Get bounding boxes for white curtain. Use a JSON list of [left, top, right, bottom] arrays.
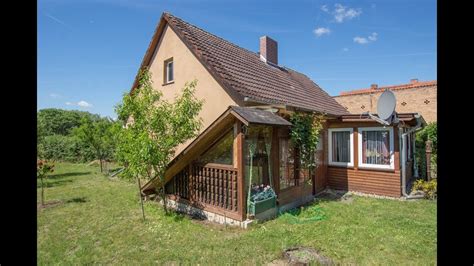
[[362, 131, 390, 165], [332, 131, 350, 162]]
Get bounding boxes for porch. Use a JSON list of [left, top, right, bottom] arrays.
[[143, 106, 318, 223]]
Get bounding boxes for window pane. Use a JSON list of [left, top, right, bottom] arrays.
[[199, 129, 233, 165], [167, 61, 174, 82], [279, 138, 295, 190], [244, 126, 273, 191], [362, 130, 390, 165], [332, 131, 350, 162]]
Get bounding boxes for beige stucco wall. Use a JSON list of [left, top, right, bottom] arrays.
[[333, 85, 437, 123], [148, 24, 237, 157]]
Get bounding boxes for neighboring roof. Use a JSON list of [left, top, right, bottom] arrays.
[[335, 80, 437, 97], [132, 12, 349, 116], [229, 106, 292, 126]]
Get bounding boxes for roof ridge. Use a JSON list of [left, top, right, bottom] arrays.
[[164, 13, 260, 59]]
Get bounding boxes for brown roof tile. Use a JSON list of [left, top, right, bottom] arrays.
[[134, 13, 349, 116]]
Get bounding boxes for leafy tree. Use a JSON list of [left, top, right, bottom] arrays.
[[37, 108, 100, 136], [73, 117, 117, 172], [115, 69, 203, 219], [37, 159, 55, 206]]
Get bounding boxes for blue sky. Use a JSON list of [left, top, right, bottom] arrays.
[[38, 0, 436, 118]]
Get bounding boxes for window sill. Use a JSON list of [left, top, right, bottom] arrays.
[[328, 163, 354, 168], [357, 165, 395, 172], [162, 81, 175, 86]]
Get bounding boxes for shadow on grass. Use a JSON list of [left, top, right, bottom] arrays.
[[47, 171, 92, 179], [38, 179, 74, 188], [66, 197, 88, 203]]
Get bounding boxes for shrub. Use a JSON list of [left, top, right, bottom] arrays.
[[415, 122, 437, 179], [412, 179, 437, 199]]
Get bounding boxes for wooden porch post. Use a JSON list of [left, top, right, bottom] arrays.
[[271, 127, 280, 194], [234, 121, 246, 220]]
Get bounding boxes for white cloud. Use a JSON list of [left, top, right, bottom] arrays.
[[333, 3, 362, 23], [321, 5, 329, 12], [65, 100, 93, 108], [368, 32, 378, 41], [353, 37, 368, 44], [354, 32, 378, 44], [77, 100, 93, 108], [313, 27, 331, 37]]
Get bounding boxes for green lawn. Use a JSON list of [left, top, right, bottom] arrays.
[[38, 163, 437, 265]]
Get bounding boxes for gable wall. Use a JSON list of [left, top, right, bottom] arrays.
[[333, 85, 437, 123], [148, 25, 238, 157]]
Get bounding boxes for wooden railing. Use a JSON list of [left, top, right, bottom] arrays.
[[169, 163, 239, 213]]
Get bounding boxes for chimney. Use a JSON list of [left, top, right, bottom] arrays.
[[260, 36, 278, 65], [410, 78, 419, 84], [371, 84, 378, 89]]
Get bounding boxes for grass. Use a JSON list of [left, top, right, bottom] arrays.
[[38, 162, 437, 265]]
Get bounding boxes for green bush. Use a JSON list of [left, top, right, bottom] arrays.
[[412, 179, 437, 199], [415, 122, 437, 179]]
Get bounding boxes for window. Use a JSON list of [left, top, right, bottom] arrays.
[[328, 128, 353, 167], [358, 127, 394, 169], [244, 126, 273, 190], [164, 58, 174, 83], [198, 129, 233, 165]]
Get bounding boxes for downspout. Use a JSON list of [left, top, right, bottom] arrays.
[[401, 114, 423, 198]]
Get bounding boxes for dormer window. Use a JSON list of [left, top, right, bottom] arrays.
[[164, 58, 174, 84]]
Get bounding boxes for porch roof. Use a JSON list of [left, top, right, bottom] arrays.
[[229, 106, 292, 126]]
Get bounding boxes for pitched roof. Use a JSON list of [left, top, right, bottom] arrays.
[[335, 80, 437, 97], [132, 12, 349, 116]]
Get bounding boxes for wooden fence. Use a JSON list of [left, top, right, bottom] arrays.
[[168, 163, 239, 213]]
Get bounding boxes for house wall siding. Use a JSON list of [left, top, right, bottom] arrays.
[[333, 85, 437, 123], [148, 24, 237, 157]]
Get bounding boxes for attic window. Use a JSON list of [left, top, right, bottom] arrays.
[[164, 58, 174, 84]]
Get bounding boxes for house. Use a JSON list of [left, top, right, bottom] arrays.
[[333, 79, 437, 123], [135, 13, 426, 227]]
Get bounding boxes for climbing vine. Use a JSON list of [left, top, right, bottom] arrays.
[[289, 112, 324, 184]]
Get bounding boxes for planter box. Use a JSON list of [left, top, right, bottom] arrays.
[[249, 196, 276, 216]]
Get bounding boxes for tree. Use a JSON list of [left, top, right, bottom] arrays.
[[37, 159, 55, 206], [115, 69, 203, 219], [73, 117, 117, 172], [37, 108, 100, 136]]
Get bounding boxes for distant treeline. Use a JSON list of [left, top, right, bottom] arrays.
[[37, 108, 120, 163]]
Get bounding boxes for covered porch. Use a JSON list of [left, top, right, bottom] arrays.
[[142, 106, 319, 224]]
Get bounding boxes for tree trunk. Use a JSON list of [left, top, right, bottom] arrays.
[[40, 176, 45, 206], [136, 176, 146, 221], [161, 178, 168, 214]]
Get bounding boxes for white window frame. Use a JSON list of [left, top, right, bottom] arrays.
[[358, 127, 395, 170], [328, 128, 354, 167], [165, 60, 174, 83]]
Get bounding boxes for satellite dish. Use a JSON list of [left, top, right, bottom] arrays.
[[377, 90, 396, 121]]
